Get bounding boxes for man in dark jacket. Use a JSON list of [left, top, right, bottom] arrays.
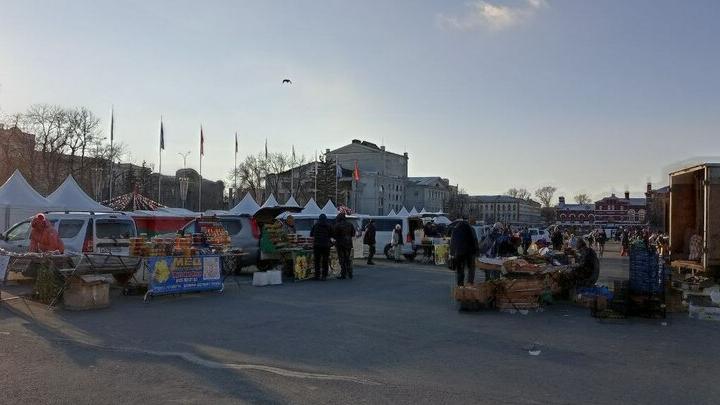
[[310, 214, 333, 280], [450, 220, 479, 286], [551, 227, 564, 251], [334, 213, 356, 279], [363, 219, 377, 265], [570, 238, 600, 287]]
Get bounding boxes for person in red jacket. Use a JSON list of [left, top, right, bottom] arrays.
[[29, 214, 64, 254]]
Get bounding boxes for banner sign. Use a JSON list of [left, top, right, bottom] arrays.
[[147, 255, 222, 295]]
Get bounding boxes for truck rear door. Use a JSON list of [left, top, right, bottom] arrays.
[[705, 166, 720, 271]]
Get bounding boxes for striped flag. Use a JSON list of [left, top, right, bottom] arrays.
[[160, 118, 165, 150], [353, 160, 360, 181]]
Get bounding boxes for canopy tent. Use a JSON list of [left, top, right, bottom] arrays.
[[419, 208, 427, 214], [284, 196, 300, 208], [397, 207, 410, 217], [409, 207, 418, 215], [102, 190, 164, 212], [387, 209, 397, 216], [321, 200, 338, 216], [261, 194, 279, 208], [47, 175, 112, 212], [0, 170, 53, 231], [230, 193, 261, 216], [301, 198, 322, 215]]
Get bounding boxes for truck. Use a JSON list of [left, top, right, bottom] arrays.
[[669, 163, 720, 277]]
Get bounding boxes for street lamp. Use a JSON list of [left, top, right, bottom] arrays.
[[177, 151, 191, 169], [178, 177, 190, 209]]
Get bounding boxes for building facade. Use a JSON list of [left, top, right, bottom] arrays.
[[555, 192, 648, 227], [327, 140, 409, 215], [645, 183, 669, 232], [404, 177, 450, 213], [464, 195, 542, 225]]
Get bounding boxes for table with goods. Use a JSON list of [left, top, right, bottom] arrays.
[[129, 218, 246, 301], [417, 237, 450, 265], [260, 223, 342, 281]]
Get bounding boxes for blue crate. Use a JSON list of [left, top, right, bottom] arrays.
[[629, 245, 665, 295]]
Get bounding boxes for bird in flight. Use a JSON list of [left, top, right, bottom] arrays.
[[282, 79, 292, 85]]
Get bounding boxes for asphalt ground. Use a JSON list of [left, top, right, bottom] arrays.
[[1, 242, 719, 404]]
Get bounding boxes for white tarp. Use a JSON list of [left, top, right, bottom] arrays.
[[387, 209, 397, 216], [321, 200, 338, 216], [230, 193, 261, 215], [262, 194, 279, 208], [0, 170, 52, 231], [47, 175, 112, 212], [301, 198, 322, 215], [397, 207, 410, 217], [409, 207, 418, 215], [419, 208, 427, 214], [284, 196, 300, 208]]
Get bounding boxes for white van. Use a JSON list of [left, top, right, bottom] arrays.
[[360, 216, 424, 260], [528, 228, 551, 243], [0, 211, 137, 255]]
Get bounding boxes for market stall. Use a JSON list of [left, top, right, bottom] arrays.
[[416, 237, 449, 265]]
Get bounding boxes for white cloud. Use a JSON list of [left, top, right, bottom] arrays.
[[438, 0, 547, 32]]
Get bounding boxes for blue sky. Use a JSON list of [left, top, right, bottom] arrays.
[[1, 0, 718, 200]]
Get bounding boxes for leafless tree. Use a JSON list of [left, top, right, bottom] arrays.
[[66, 107, 100, 179], [21, 104, 71, 192], [574, 193, 592, 207], [534, 186, 557, 208], [507, 187, 531, 200]]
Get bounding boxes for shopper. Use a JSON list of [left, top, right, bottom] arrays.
[[597, 229, 608, 257], [391, 224, 404, 262], [551, 227, 564, 251], [569, 239, 600, 288], [310, 214, 333, 281], [450, 219, 479, 286], [520, 227, 532, 255], [334, 213, 355, 279], [620, 230, 630, 256], [363, 219, 377, 265]]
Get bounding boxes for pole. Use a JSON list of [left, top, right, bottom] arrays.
[[108, 106, 114, 201], [158, 116, 162, 204], [314, 150, 317, 201], [234, 133, 238, 203], [199, 126, 203, 211], [335, 155, 339, 205]]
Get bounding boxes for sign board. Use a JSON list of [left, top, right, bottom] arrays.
[[147, 255, 222, 295]]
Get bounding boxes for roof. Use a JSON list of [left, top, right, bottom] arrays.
[[301, 198, 322, 215], [47, 175, 112, 212], [321, 200, 338, 216], [261, 194, 279, 208], [102, 191, 164, 211], [470, 195, 540, 205], [0, 170, 50, 208], [328, 140, 407, 159], [406, 177, 449, 188], [556, 204, 593, 211], [230, 193, 261, 215]]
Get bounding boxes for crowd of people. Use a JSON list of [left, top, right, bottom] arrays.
[[308, 213, 358, 281]]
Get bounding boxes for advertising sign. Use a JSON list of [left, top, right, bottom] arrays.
[[147, 255, 222, 295]]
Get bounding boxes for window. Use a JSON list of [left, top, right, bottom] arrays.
[[58, 219, 85, 238], [6, 221, 31, 241], [96, 220, 135, 239], [219, 219, 243, 235]]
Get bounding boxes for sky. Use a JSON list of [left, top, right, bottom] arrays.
[[1, 0, 719, 201]]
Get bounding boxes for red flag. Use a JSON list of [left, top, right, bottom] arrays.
[[353, 160, 360, 181], [200, 126, 205, 156]]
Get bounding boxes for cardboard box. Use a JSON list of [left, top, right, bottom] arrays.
[[63, 275, 110, 311]]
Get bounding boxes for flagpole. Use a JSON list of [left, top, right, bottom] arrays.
[[158, 116, 163, 204], [234, 132, 238, 204], [290, 145, 295, 198], [199, 126, 203, 211], [108, 106, 114, 201], [335, 155, 338, 205], [314, 150, 317, 201]]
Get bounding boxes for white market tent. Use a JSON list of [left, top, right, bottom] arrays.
[[419, 208, 427, 214], [47, 175, 112, 212], [409, 207, 418, 215], [284, 196, 300, 208], [387, 209, 397, 216], [321, 200, 338, 216], [0, 170, 52, 231], [301, 198, 322, 215], [230, 193, 261, 215], [261, 194, 279, 208], [397, 207, 410, 217]]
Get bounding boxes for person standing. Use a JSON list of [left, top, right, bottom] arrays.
[[334, 213, 355, 279], [597, 229, 608, 257], [520, 227, 532, 255], [551, 227, 564, 251], [391, 224, 404, 262], [363, 219, 377, 265], [450, 219, 479, 286], [620, 230, 630, 256], [310, 214, 333, 281]]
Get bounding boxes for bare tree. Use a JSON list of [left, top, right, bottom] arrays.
[[534, 186, 557, 208], [66, 107, 100, 179], [574, 193, 592, 207], [507, 187, 531, 200], [22, 104, 71, 192]]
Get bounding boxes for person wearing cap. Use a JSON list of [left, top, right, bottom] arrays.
[[363, 219, 377, 265], [310, 214, 333, 280], [334, 213, 356, 279]]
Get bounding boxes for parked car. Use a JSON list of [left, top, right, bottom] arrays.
[[177, 215, 260, 267], [0, 211, 137, 255], [529, 228, 551, 243]]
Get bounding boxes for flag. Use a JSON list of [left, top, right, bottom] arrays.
[[200, 126, 204, 156], [353, 160, 360, 181], [235, 132, 238, 154], [264, 139, 268, 160], [292, 145, 296, 162], [160, 118, 165, 150], [335, 160, 342, 178], [110, 108, 114, 143]]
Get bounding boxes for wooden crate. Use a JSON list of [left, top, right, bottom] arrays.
[[63, 275, 110, 311]]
